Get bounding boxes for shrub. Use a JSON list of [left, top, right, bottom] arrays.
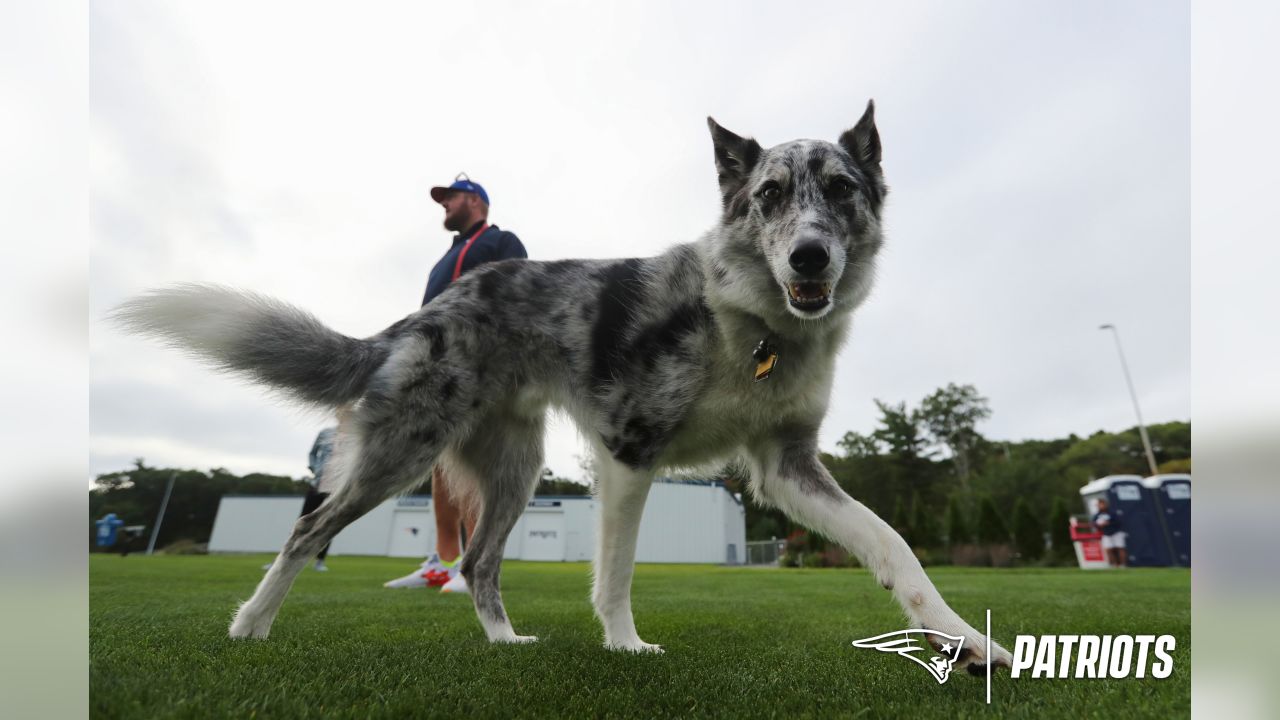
[[1047, 497, 1074, 563], [974, 495, 1010, 545], [910, 490, 938, 548], [1010, 498, 1044, 561], [946, 495, 972, 545]]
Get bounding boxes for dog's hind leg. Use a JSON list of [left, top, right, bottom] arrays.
[[228, 479, 392, 639], [750, 436, 1013, 673], [229, 417, 440, 640], [590, 451, 660, 653], [452, 410, 546, 644]]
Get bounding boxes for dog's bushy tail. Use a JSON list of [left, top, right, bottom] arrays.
[[111, 283, 393, 408]]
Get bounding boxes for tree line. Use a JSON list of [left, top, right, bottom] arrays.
[[726, 383, 1190, 566]]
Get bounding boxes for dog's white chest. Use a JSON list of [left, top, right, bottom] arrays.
[[659, 346, 833, 467]]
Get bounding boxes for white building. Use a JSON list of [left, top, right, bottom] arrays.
[[208, 479, 747, 564]]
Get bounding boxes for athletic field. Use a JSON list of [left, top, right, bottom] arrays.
[[90, 556, 1189, 718]]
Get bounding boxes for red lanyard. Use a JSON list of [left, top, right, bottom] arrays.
[[451, 223, 490, 281]]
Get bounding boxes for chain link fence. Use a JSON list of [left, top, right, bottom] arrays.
[[745, 539, 786, 566]]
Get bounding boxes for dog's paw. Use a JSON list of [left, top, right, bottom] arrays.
[[920, 625, 1011, 676], [605, 639, 664, 654], [492, 634, 539, 645], [951, 637, 1013, 676], [228, 620, 271, 640], [961, 638, 1013, 678], [228, 605, 273, 639], [914, 609, 1012, 677]]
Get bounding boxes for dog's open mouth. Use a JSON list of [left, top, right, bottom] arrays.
[[787, 281, 831, 311]]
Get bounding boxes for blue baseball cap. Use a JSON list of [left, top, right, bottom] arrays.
[[430, 172, 489, 206]]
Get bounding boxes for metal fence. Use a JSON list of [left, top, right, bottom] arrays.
[[745, 539, 787, 566]]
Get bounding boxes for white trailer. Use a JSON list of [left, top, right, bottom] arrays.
[[209, 478, 746, 564]]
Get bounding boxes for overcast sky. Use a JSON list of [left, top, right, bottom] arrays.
[[89, 1, 1189, 483]]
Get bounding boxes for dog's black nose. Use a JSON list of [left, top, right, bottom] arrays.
[[789, 239, 830, 276]]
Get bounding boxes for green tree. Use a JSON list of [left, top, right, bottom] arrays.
[[1056, 428, 1150, 480], [872, 400, 932, 462], [974, 495, 1010, 546], [918, 384, 992, 485], [871, 400, 942, 503], [837, 430, 880, 458], [1145, 421, 1191, 466], [1010, 498, 1044, 561], [970, 454, 1058, 520], [891, 496, 912, 546], [1047, 497, 1074, 563], [909, 489, 938, 548], [946, 495, 972, 545]]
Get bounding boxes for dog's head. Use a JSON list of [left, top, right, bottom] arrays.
[[704, 101, 886, 327]]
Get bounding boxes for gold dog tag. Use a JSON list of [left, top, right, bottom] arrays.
[[752, 338, 778, 382], [754, 352, 778, 382]]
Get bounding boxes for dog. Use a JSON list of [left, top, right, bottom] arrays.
[[113, 101, 1012, 672]]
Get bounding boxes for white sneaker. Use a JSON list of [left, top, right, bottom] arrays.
[[313, 560, 328, 572], [383, 553, 450, 588], [440, 572, 468, 594]]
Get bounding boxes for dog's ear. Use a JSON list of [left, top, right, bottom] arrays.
[[707, 117, 762, 200], [839, 100, 882, 177]]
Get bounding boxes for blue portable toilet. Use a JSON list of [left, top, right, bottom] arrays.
[[1143, 474, 1190, 567], [1079, 474, 1140, 513], [95, 513, 125, 548], [1078, 475, 1172, 567]]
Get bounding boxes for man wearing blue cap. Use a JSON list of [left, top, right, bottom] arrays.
[[384, 173, 527, 593], [418, 174, 527, 307]]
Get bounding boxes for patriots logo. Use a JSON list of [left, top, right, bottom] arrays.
[[852, 629, 966, 684]]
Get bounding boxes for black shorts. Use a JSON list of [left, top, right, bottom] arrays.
[[301, 488, 330, 516]]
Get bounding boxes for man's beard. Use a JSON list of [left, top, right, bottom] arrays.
[[443, 211, 471, 232]]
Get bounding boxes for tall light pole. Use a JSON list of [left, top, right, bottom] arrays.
[[146, 471, 177, 555], [1099, 324, 1159, 476]]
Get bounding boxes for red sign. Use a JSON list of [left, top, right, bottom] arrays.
[[1080, 540, 1104, 562]]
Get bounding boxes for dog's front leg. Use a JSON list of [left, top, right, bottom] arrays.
[[591, 452, 661, 653], [751, 437, 1012, 672]]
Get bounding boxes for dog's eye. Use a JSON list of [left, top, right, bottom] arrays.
[[758, 183, 782, 201], [828, 177, 856, 198]]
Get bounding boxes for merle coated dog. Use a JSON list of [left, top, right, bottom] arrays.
[[114, 101, 1012, 672]]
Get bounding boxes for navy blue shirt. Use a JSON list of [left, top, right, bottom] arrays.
[[1093, 510, 1121, 535], [422, 221, 527, 306]]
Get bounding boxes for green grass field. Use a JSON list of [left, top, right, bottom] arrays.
[[90, 556, 1189, 719]]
